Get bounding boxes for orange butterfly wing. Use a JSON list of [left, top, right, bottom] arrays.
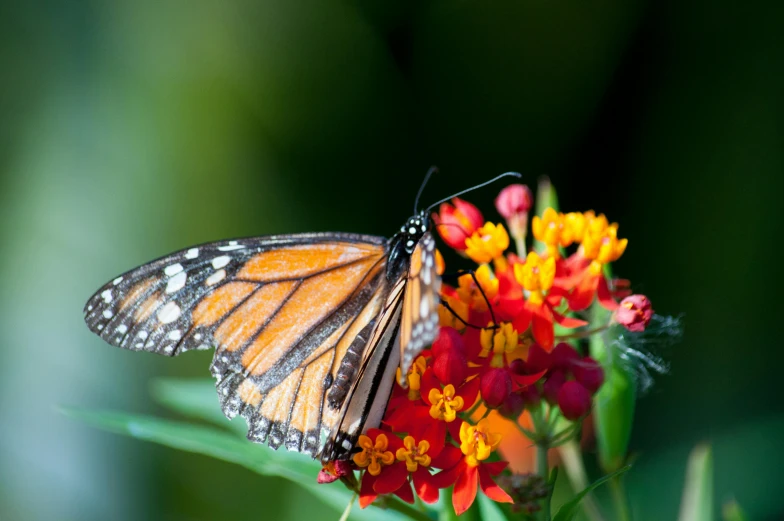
[[84, 234, 389, 456]]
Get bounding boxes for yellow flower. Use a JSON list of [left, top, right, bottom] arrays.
[[581, 219, 627, 275], [465, 222, 510, 264], [396, 436, 432, 472], [479, 322, 519, 368], [459, 419, 503, 467], [456, 264, 499, 313], [428, 384, 465, 422], [532, 207, 580, 258], [513, 251, 555, 305], [353, 433, 395, 476], [562, 212, 587, 243]]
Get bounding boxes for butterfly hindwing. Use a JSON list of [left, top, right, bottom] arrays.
[[84, 233, 390, 457]]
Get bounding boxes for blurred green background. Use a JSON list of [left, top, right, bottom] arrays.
[[1, 1, 782, 520]]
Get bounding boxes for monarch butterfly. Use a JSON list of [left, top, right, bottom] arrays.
[[83, 170, 519, 462]]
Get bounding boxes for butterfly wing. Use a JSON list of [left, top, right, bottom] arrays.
[[398, 231, 441, 381], [84, 233, 391, 456]]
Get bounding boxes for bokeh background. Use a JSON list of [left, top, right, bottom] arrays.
[[1, 1, 782, 520]]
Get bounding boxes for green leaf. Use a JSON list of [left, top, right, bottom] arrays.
[[150, 377, 245, 434], [677, 444, 713, 521], [476, 494, 508, 521], [551, 465, 631, 521], [60, 406, 413, 521]]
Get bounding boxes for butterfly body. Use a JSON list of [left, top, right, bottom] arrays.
[[84, 212, 440, 462]]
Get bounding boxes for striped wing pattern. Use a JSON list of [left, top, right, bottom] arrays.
[[84, 233, 389, 457]]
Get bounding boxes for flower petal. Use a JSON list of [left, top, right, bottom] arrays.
[[478, 464, 514, 503], [358, 472, 378, 508], [452, 463, 479, 515], [597, 275, 619, 310], [431, 458, 465, 488], [531, 304, 554, 349], [393, 481, 415, 504], [431, 444, 463, 470], [373, 462, 409, 494], [413, 468, 440, 504], [552, 308, 589, 328]]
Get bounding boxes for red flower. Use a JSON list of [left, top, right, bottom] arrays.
[[432, 419, 513, 515], [432, 197, 484, 251]]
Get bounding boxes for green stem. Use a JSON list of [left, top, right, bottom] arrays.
[[558, 440, 606, 521], [537, 443, 551, 521], [555, 325, 609, 341], [609, 476, 631, 521]]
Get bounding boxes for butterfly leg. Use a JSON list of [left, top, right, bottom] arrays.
[[440, 269, 499, 329]]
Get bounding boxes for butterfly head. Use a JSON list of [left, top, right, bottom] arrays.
[[399, 211, 429, 254]]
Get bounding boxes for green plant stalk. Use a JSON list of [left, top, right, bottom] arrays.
[[537, 443, 551, 521], [558, 440, 606, 521], [609, 477, 631, 521]]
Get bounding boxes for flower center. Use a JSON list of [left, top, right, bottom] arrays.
[[396, 436, 432, 472], [353, 433, 395, 476], [428, 384, 464, 422]]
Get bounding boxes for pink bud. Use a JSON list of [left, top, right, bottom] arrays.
[[480, 368, 513, 408], [431, 327, 465, 357], [543, 370, 566, 404], [317, 460, 353, 484], [495, 184, 533, 220], [432, 349, 468, 386], [616, 294, 654, 332], [557, 381, 592, 420], [572, 357, 604, 393]]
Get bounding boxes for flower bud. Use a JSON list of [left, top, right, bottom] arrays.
[[572, 356, 604, 393], [432, 197, 484, 251], [616, 294, 653, 332], [432, 349, 468, 386], [498, 390, 525, 418], [495, 184, 533, 219], [550, 342, 580, 371], [557, 380, 592, 420], [480, 368, 512, 408], [431, 326, 465, 357], [519, 385, 541, 410], [524, 343, 551, 373], [543, 370, 566, 404]]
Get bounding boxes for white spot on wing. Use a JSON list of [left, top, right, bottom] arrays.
[[137, 330, 148, 340], [117, 324, 128, 334], [212, 256, 230, 269], [218, 244, 245, 251], [420, 298, 430, 319], [113, 276, 123, 286], [102, 309, 113, 319], [167, 329, 182, 341], [164, 263, 184, 276], [101, 290, 112, 303], [185, 248, 199, 259], [157, 302, 181, 324], [206, 269, 226, 286], [166, 271, 187, 293]]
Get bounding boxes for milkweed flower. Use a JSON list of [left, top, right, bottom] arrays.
[[319, 181, 668, 518]]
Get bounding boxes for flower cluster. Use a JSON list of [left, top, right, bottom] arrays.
[[318, 183, 655, 516]]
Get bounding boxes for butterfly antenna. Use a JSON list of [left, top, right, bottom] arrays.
[[424, 171, 522, 214], [414, 166, 439, 214]]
